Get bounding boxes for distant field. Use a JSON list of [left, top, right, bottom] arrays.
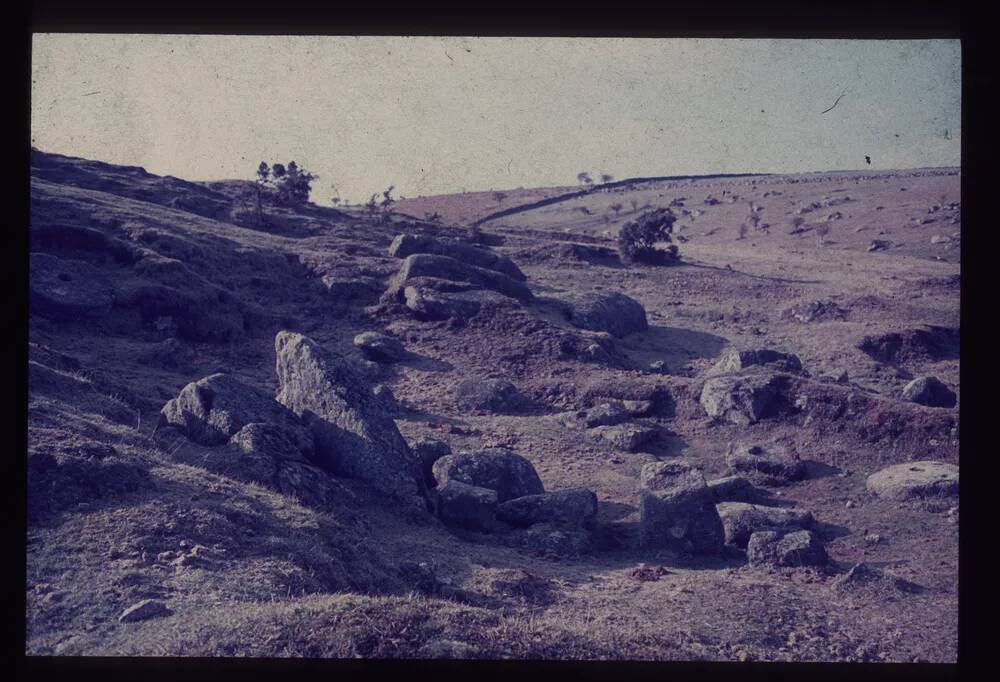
[[393, 185, 579, 225]]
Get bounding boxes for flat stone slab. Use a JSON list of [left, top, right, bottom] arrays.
[[725, 442, 806, 485], [866, 461, 959, 501]]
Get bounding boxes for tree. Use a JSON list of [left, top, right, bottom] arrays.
[[617, 208, 679, 266], [492, 191, 508, 206], [600, 173, 614, 184], [577, 171, 593, 188], [610, 202, 623, 216], [254, 160, 318, 215], [255, 162, 271, 223]]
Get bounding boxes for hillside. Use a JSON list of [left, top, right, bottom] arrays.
[[26, 150, 959, 661]]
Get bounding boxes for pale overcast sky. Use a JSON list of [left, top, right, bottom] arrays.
[[31, 35, 960, 204]]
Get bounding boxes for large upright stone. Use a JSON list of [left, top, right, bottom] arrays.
[[725, 442, 806, 485], [273, 331, 427, 510], [639, 462, 725, 554]]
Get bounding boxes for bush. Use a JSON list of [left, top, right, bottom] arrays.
[[617, 208, 679, 265]]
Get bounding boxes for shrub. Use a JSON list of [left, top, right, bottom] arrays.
[[617, 208, 679, 265]]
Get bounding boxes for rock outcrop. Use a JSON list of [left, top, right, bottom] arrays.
[[388, 233, 526, 281]]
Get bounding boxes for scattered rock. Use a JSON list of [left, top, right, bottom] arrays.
[[622, 400, 655, 417], [580, 402, 632, 428], [274, 331, 427, 511], [782, 300, 848, 323], [628, 564, 670, 582], [866, 461, 959, 501], [118, 599, 170, 623], [930, 234, 951, 244], [833, 563, 922, 594], [747, 529, 828, 568], [867, 240, 891, 252], [901, 376, 957, 408], [590, 423, 660, 452], [706, 475, 757, 502], [559, 290, 649, 338], [707, 348, 802, 376], [700, 374, 784, 426], [455, 377, 526, 414], [436, 480, 498, 532], [388, 233, 526, 281], [432, 448, 544, 502], [716, 502, 814, 548], [30, 252, 116, 319], [725, 442, 806, 485], [496, 488, 598, 529], [160, 373, 310, 448], [639, 462, 725, 554], [320, 276, 382, 305], [353, 332, 406, 363], [402, 285, 512, 321]]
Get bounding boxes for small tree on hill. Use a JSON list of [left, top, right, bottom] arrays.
[[492, 191, 508, 207], [600, 173, 614, 184], [577, 171, 593, 188], [617, 208, 679, 266], [610, 202, 623, 216]]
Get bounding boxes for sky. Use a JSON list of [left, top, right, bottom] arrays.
[[31, 35, 961, 205]]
